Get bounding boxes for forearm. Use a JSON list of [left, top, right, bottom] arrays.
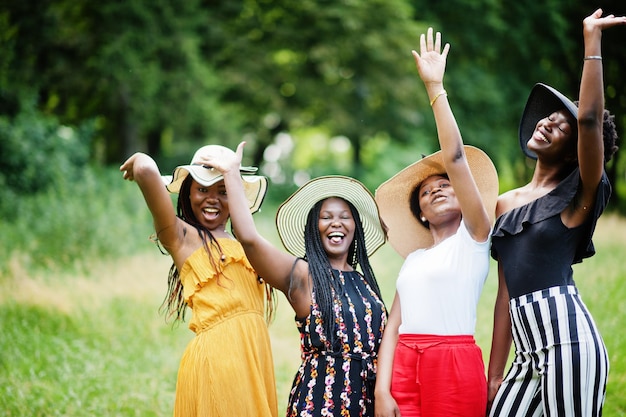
[[222, 170, 260, 243], [375, 294, 401, 395], [487, 301, 512, 383], [429, 84, 464, 164], [487, 268, 513, 386]]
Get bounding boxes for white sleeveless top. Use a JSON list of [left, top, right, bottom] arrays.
[[397, 221, 490, 335]]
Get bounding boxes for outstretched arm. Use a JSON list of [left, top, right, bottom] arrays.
[[413, 28, 491, 242], [120, 153, 183, 258], [572, 9, 626, 223]]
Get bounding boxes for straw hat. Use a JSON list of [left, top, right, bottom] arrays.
[[375, 145, 498, 258], [163, 145, 268, 214], [275, 175, 386, 258], [519, 83, 578, 160]]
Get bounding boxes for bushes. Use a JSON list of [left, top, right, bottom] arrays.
[[0, 105, 154, 276]]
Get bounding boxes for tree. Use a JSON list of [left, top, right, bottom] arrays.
[[198, 0, 430, 179]]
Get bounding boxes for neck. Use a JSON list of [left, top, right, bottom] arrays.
[[428, 216, 462, 247], [328, 258, 351, 272], [531, 160, 572, 189]]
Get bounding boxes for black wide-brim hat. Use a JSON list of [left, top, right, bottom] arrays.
[[519, 83, 578, 159]]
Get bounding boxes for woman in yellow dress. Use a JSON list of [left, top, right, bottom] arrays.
[[121, 145, 278, 417]]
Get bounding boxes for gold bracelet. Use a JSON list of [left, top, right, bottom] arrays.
[[430, 90, 447, 106], [584, 55, 602, 61]]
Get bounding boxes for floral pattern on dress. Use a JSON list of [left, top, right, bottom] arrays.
[[286, 270, 387, 417]]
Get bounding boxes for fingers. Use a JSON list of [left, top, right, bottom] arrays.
[[426, 27, 434, 51], [421, 27, 444, 54], [235, 141, 246, 160], [442, 42, 451, 59]]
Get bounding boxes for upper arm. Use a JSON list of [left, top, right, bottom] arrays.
[[130, 156, 182, 250], [240, 237, 313, 317]]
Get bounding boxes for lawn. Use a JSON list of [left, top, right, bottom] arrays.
[[1, 214, 625, 416]]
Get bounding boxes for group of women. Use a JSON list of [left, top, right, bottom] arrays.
[[120, 8, 625, 417]]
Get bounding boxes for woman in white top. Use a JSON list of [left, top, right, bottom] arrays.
[[373, 28, 498, 417]]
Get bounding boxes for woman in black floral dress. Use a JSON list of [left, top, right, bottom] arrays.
[[209, 145, 387, 416]]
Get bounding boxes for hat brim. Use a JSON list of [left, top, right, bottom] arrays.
[[375, 145, 499, 258], [275, 176, 386, 258], [163, 165, 267, 214], [519, 83, 578, 160]]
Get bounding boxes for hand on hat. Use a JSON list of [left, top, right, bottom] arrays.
[[194, 142, 245, 177], [411, 27, 450, 87]]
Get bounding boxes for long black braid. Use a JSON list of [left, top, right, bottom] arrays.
[[303, 198, 384, 348], [159, 175, 224, 323]]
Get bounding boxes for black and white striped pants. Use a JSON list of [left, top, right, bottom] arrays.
[[490, 285, 609, 417]]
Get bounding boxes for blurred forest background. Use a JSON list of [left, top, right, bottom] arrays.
[[2, 1, 626, 415], [1, 0, 626, 268]]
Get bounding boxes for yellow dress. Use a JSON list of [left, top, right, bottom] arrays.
[[173, 238, 278, 417]]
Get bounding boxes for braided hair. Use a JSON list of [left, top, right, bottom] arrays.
[[303, 198, 383, 348], [159, 175, 276, 324], [159, 175, 224, 323]]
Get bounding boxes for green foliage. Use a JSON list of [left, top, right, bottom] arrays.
[[0, 299, 188, 416], [0, 98, 93, 218], [0, 165, 154, 276], [0, 99, 156, 274]]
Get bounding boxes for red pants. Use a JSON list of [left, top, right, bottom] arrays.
[[391, 334, 487, 417]]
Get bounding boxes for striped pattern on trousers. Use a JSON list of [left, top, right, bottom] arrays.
[[489, 285, 609, 417]]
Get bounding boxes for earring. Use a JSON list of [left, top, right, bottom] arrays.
[[421, 217, 427, 223]]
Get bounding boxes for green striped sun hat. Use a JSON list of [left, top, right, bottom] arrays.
[[276, 175, 387, 258]]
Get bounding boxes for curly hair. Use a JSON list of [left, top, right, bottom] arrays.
[[573, 101, 619, 163], [601, 108, 619, 163]]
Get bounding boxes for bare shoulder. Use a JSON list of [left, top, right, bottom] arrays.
[[496, 185, 536, 216]]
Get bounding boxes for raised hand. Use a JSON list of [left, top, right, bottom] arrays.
[[411, 27, 450, 86], [583, 8, 626, 34]]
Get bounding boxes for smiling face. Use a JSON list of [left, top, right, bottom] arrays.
[[189, 179, 230, 232], [527, 109, 577, 160], [317, 197, 356, 261], [417, 174, 460, 225]]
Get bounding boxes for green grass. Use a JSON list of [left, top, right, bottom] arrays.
[[1, 215, 625, 416]]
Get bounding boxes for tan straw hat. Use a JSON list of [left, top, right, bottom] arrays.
[[163, 145, 268, 214], [375, 145, 498, 258], [276, 175, 387, 258]]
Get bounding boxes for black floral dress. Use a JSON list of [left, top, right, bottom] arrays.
[[286, 269, 387, 417]]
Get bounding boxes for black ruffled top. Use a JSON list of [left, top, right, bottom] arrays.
[[491, 168, 611, 299]]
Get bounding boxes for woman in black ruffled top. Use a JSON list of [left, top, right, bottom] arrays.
[[486, 9, 625, 417]]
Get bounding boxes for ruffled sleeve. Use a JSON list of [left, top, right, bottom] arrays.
[[492, 168, 611, 264], [180, 239, 257, 307]]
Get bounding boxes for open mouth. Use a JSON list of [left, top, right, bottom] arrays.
[[203, 207, 220, 219], [535, 131, 550, 143], [328, 231, 345, 244]]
